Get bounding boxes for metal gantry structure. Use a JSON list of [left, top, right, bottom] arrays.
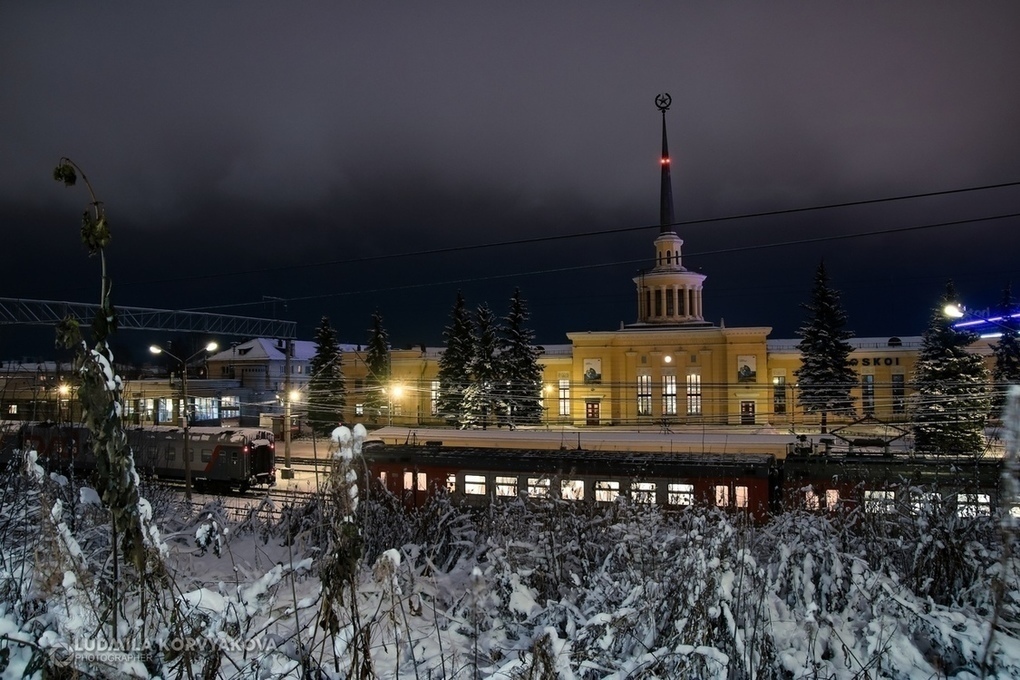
[[0, 297, 296, 339], [0, 296, 299, 475]]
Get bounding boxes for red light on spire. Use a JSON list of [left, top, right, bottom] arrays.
[[660, 157, 670, 165]]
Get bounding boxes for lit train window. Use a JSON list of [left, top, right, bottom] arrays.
[[527, 478, 550, 498], [957, 493, 991, 518], [495, 476, 517, 497], [631, 482, 656, 504], [825, 489, 839, 508], [804, 489, 820, 510], [379, 471, 387, 484], [446, 473, 456, 493], [595, 480, 619, 502], [714, 486, 730, 507], [464, 474, 486, 495], [734, 486, 748, 509], [403, 472, 426, 490], [864, 490, 895, 514], [561, 479, 585, 500], [668, 483, 694, 506], [911, 492, 940, 515]]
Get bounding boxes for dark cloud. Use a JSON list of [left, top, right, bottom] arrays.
[[2, 2, 1020, 357]]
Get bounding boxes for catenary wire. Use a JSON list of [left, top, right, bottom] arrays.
[[189, 210, 1020, 312], [127, 180, 1020, 289]]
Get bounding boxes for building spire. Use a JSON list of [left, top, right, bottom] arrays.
[[655, 93, 675, 233]]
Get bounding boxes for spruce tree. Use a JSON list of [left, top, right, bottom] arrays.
[[499, 288, 544, 426], [912, 281, 991, 455], [992, 283, 1020, 417], [794, 261, 857, 433], [463, 302, 502, 428], [437, 292, 475, 427], [307, 316, 346, 435], [363, 311, 390, 424]]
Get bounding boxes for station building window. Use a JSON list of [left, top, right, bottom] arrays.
[[892, 374, 905, 414], [558, 375, 570, 417], [662, 374, 677, 416], [686, 373, 702, 415], [637, 373, 652, 416], [431, 380, 440, 416], [773, 375, 787, 414], [861, 374, 875, 415], [220, 395, 240, 420]]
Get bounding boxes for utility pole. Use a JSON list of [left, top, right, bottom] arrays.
[[281, 338, 294, 479]]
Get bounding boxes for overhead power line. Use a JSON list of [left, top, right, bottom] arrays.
[[130, 180, 1020, 288], [192, 211, 1020, 312]]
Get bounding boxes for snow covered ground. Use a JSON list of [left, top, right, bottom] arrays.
[[2, 425, 1019, 679]]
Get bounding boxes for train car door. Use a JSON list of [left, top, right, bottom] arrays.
[[740, 401, 755, 425], [585, 400, 600, 426]]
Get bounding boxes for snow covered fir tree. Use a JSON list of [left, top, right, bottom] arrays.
[[307, 316, 346, 435], [436, 292, 474, 427], [497, 288, 544, 426], [363, 311, 390, 424], [461, 302, 501, 429], [992, 284, 1020, 417], [794, 261, 858, 433], [912, 281, 992, 455]]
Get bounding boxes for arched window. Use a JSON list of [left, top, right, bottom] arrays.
[[666, 251, 672, 264], [887, 337, 902, 347]]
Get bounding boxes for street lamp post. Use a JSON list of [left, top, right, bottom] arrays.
[[150, 342, 218, 501], [280, 388, 301, 480]]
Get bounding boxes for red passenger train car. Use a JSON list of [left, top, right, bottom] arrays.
[[781, 451, 1004, 517], [361, 442, 1009, 520], [5, 422, 277, 491], [361, 444, 779, 520]]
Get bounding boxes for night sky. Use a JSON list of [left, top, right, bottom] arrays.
[[3, 3, 1020, 362]]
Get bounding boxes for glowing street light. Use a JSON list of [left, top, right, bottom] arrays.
[[944, 303, 1020, 339], [386, 384, 404, 426], [149, 341, 218, 500]]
